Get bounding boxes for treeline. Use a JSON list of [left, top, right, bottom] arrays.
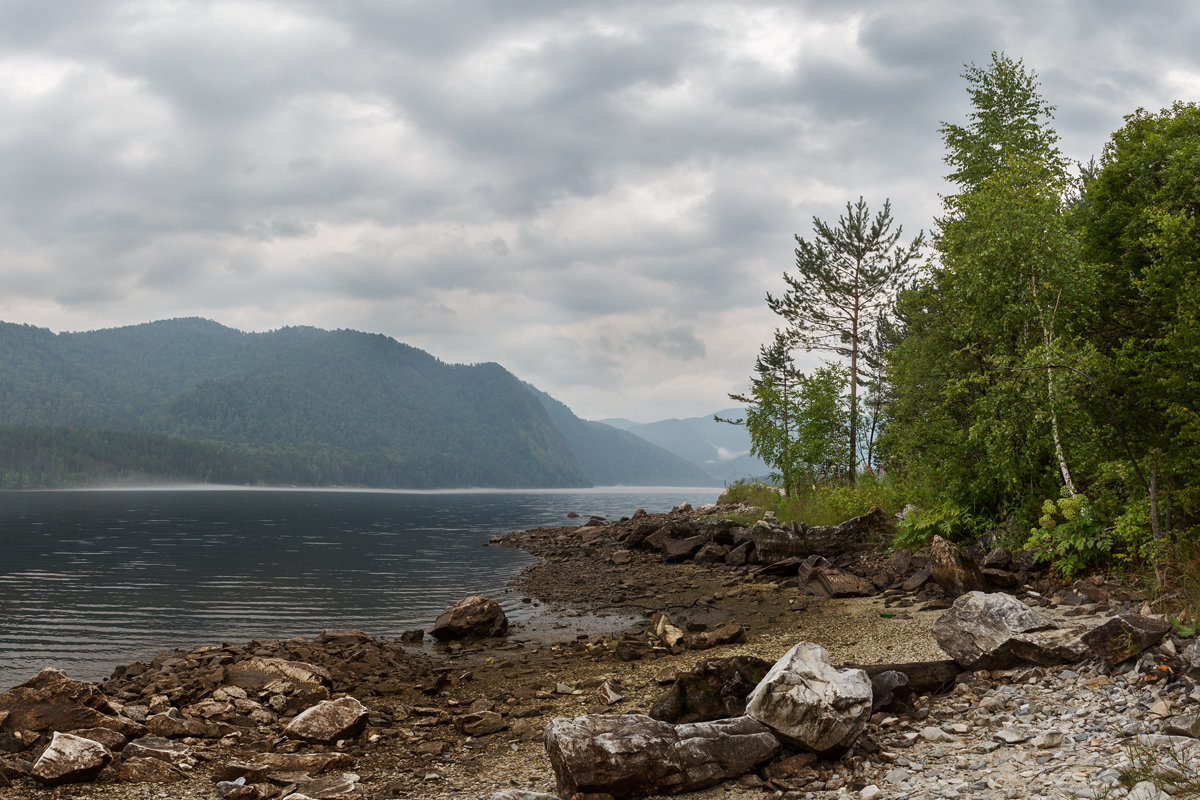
[[0, 319, 713, 489], [734, 52, 1199, 580], [0, 426, 579, 490]]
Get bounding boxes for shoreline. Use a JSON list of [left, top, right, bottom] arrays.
[[0, 501, 1177, 800]]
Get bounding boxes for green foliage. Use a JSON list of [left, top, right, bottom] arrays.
[[787, 471, 906, 528], [1024, 490, 1112, 579], [767, 198, 924, 470], [893, 502, 986, 551]]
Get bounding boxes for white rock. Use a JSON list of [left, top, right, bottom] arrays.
[[745, 641, 872, 754], [860, 784, 883, 800]]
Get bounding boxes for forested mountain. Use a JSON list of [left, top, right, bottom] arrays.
[[602, 409, 770, 484], [527, 387, 718, 486], [0, 319, 708, 489]]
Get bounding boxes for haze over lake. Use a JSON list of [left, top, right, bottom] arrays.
[[0, 486, 718, 690]]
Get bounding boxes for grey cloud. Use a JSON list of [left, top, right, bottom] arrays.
[[1, 0, 1198, 420]]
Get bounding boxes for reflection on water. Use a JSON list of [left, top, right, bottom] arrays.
[[0, 487, 716, 689]]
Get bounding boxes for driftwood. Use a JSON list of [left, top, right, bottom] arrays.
[[841, 659, 961, 696]]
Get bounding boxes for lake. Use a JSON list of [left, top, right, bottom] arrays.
[[0, 486, 719, 690]]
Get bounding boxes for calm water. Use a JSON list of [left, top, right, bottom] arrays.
[[0, 487, 717, 690]]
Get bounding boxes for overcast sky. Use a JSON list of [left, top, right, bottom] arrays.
[[1, 2, 1197, 422]]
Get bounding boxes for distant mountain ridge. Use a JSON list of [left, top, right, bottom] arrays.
[[602, 408, 770, 484], [0, 318, 718, 489]]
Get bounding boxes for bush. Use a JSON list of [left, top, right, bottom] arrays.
[[1024, 489, 1112, 579], [892, 501, 987, 551]]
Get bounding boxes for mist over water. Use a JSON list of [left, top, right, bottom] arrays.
[[0, 486, 717, 689]]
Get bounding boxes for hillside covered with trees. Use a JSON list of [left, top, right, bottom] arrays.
[[0, 319, 716, 489], [728, 52, 1199, 584]]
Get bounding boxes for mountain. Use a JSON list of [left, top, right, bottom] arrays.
[[602, 408, 770, 484], [0, 319, 709, 489], [527, 387, 718, 486]]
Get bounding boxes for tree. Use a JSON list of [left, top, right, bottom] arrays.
[[723, 331, 803, 496], [882, 52, 1090, 516], [767, 198, 923, 477], [939, 51, 1065, 192]]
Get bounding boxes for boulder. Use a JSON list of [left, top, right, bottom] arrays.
[[284, 697, 369, 744], [225, 657, 333, 692], [544, 713, 779, 798], [1082, 613, 1174, 666], [929, 536, 987, 596], [744, 642, 872, 755], [30, 731, 112, 785], [724, 541, 754, 566], [661, 534, 709, 562], [931, 591, 1088, 669], [649, 656, 772, 724], [430, 594, 509, 641], [798, 558, 876, 598], [0, 668, 144, 744], [694, 542, 730, 565]]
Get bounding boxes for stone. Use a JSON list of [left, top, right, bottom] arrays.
[[491, 792, 561, 800], [693, 541, 730, 565], [869, 670, 911, 713], [1081, 613, 1173, 666], [929, 535, 987, 596], [118, 755, 187, 783], [799, 558, 876, 598], [661, 534, 710, 562], [544, 713, 779, 798], [225, 657, 332, 691], [123, 736, 196, 768], [761, 751, 817, 789], [284, 697, 369, 744], [213, 752, 354, 783], [1164, 714, 1200, 738], [649, 656, 773, 724], [681, 620, 746, 650], [596, 681, 624, 706], [0, 668, 144, 744], [430, 594, 509, 641], [932, 591, 1084, 669], [724, 541, 753, 567], [456, 710, 506, 737], [30, 731, 112, 785], [902, 567, 932, 592], [981, 547, 1013, 569], [994, 726, 1031, 744], [744, 642, 872, 755], [283, 774, 363, 799], [649, 613, 686, 649]]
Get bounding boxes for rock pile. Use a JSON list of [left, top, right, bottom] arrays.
[[0, 629, 441, 796], [527, 590, 1197, 799]]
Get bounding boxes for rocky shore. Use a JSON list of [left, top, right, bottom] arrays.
[[0, 502, 1197, 800]]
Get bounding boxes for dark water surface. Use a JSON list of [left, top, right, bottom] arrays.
[[0, 486, 717, 689]]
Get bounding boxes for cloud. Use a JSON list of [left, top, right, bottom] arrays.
[[1, 0, 1198, 421]]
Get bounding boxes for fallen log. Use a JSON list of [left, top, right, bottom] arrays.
[[840, 659, 961, 696]]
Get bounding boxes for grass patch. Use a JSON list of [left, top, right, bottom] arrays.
[[718, 474, 908, 529]]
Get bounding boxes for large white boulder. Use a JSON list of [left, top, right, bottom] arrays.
[[744, 642, 872, 755]]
